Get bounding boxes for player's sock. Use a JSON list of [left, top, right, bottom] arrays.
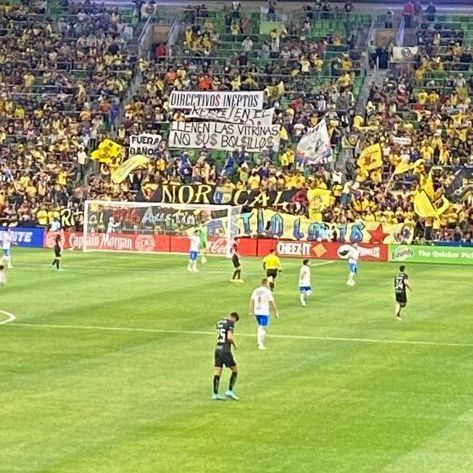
[[395, 304, 401, 318], [269, 282, 274, 291], [232, 270, 238, 280], [213, 375, 220, 394], [235, 269, 241, 280], [229, 372, 238, 390], [257, 326, 264, 346], [300, 293, 306, 306]]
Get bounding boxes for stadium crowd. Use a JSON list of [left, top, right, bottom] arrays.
[[0, 0, 472, 243]]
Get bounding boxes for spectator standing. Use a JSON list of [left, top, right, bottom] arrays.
[[403, 1, 414, 28], [425, 1, 436, 22], [267, 0, 277, 21], [385, 8, 394, 28]]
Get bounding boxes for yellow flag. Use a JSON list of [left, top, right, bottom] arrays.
[[90, 139, 124, 164], [357, 143, 382, 171], [413, 191, 437, 218], [307, 188, 332, 210], [414, 191, 450, 218], [420, 170, 435, 200], [393, 159, 425, 175], [111, 155, 150, 184]]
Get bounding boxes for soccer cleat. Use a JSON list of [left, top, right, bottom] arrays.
[[225, 390, 239, 401], [187, 266, 192, 272], [346, 280, 355, 286], [396, 316, 402, 321], [201, 257, 207, 264], [7, 265, 13, 269], [258, 344, 267, 350], [301, 299, 306, 307], [236, 279, 244, 283], [212, 393, 226, 401], [192, 268, 199, 272], [230, 279, 237, 283]]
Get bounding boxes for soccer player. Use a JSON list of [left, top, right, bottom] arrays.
[[262, 248, 281, 292], [346, 243, 360, 286], [249, 278, 279, 350], [51, 234, 63, 271], [230, 239, 243, 283], [213, 312, 240, 400], [199, 223, 208, 264], [188, 230, 200, 272], [107, 215, 121, 234], [394, 265, 411, 320], [299, 259, 312, 306], [0, 228, 14, 269], [0, 264, 7, 287]]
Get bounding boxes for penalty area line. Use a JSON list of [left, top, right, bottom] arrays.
[[6, 321, 473, 348], [0, 309, 16, 325]]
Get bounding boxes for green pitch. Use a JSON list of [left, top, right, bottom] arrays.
[[1, 249, 473, 473]]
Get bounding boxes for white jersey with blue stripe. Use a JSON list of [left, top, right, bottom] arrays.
[[189, 235, 200, 253], [348, 247, 360, 265]]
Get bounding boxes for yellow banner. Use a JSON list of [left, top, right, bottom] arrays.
[[394, 159, 425, 175], [111, 155, 150, 184], [238, 210, 414, 244]]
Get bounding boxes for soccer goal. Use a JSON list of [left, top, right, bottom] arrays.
[[82, 200, 243, 256]]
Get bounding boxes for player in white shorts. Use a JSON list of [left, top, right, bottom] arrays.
[[1, 228, 14, 269], [299, 259, 312, 306], [188, 230, 201, 272], [249, 278, 279, 350], [346, 243, 360, 286], [0, 264, 6, 287]]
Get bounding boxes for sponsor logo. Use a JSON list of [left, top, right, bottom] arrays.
[[277, 242, 312, 256], [359, 246, 381, 259], [207, 238, 228, 255], [391, 245, 414, 261], [136, 234, 155, 252]]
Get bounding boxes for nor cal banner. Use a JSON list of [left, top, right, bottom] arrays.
[[186, 107, 274, 126], [389, 245, 473, 265], [237, 210, 413, 244], [168, 121, 281, 152], [169, 91, 264, 110]]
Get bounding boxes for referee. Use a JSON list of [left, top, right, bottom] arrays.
[[262, 249, 281, 292]]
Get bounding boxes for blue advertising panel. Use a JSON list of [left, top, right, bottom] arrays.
[[0, 227, 45, 248]]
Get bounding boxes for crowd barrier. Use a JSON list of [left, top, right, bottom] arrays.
[[9, 229, 473, 266]]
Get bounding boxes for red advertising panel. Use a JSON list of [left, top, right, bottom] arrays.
[[263, 239, 388, 261]]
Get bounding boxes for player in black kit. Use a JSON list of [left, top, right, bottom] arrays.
[[51, 234, 63, 271], [213, 312, 240, 400], [230, 240, 243, 283], [394, 265, 411, 320]]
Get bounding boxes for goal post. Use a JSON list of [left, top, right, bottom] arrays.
[[82, 200, 243, 256]]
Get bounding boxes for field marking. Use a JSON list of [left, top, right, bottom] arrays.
[[0, 309, 16, 325], [7, 321, 473, 348]]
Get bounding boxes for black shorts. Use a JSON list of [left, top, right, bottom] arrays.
[[214, 349, 236, 368], [266, 269, 278, 280], [395, 292, 407, 306], [232, 254, 240, 268], [54, 248, 61, 258]]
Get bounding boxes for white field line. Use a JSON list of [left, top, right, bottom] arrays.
[[0, 309, 16, 325], [6, 321, 473, 348]]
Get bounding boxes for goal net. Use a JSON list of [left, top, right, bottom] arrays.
[[82, 200, 243, 257]]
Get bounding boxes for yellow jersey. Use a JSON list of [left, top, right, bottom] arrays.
[[263, 254, 281, 270]]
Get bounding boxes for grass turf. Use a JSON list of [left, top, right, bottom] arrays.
[[1, 248, 473, 473]]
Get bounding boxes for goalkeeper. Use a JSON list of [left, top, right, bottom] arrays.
[[199, 223, 208, 264]]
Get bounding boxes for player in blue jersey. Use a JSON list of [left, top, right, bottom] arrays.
[[187, 230, 201, 272], [346, 243, 360, 286]]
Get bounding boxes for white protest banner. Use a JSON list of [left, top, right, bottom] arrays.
[[129, 134, 162, 157], [296, 120, 333, 164], [169, 121, 281, 152], [392, 46, 418, 62], [169, 91, 264, 110], [186, 107, 274, 126]]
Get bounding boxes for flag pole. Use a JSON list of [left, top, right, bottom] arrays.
[[384, 171, 395, 196]]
